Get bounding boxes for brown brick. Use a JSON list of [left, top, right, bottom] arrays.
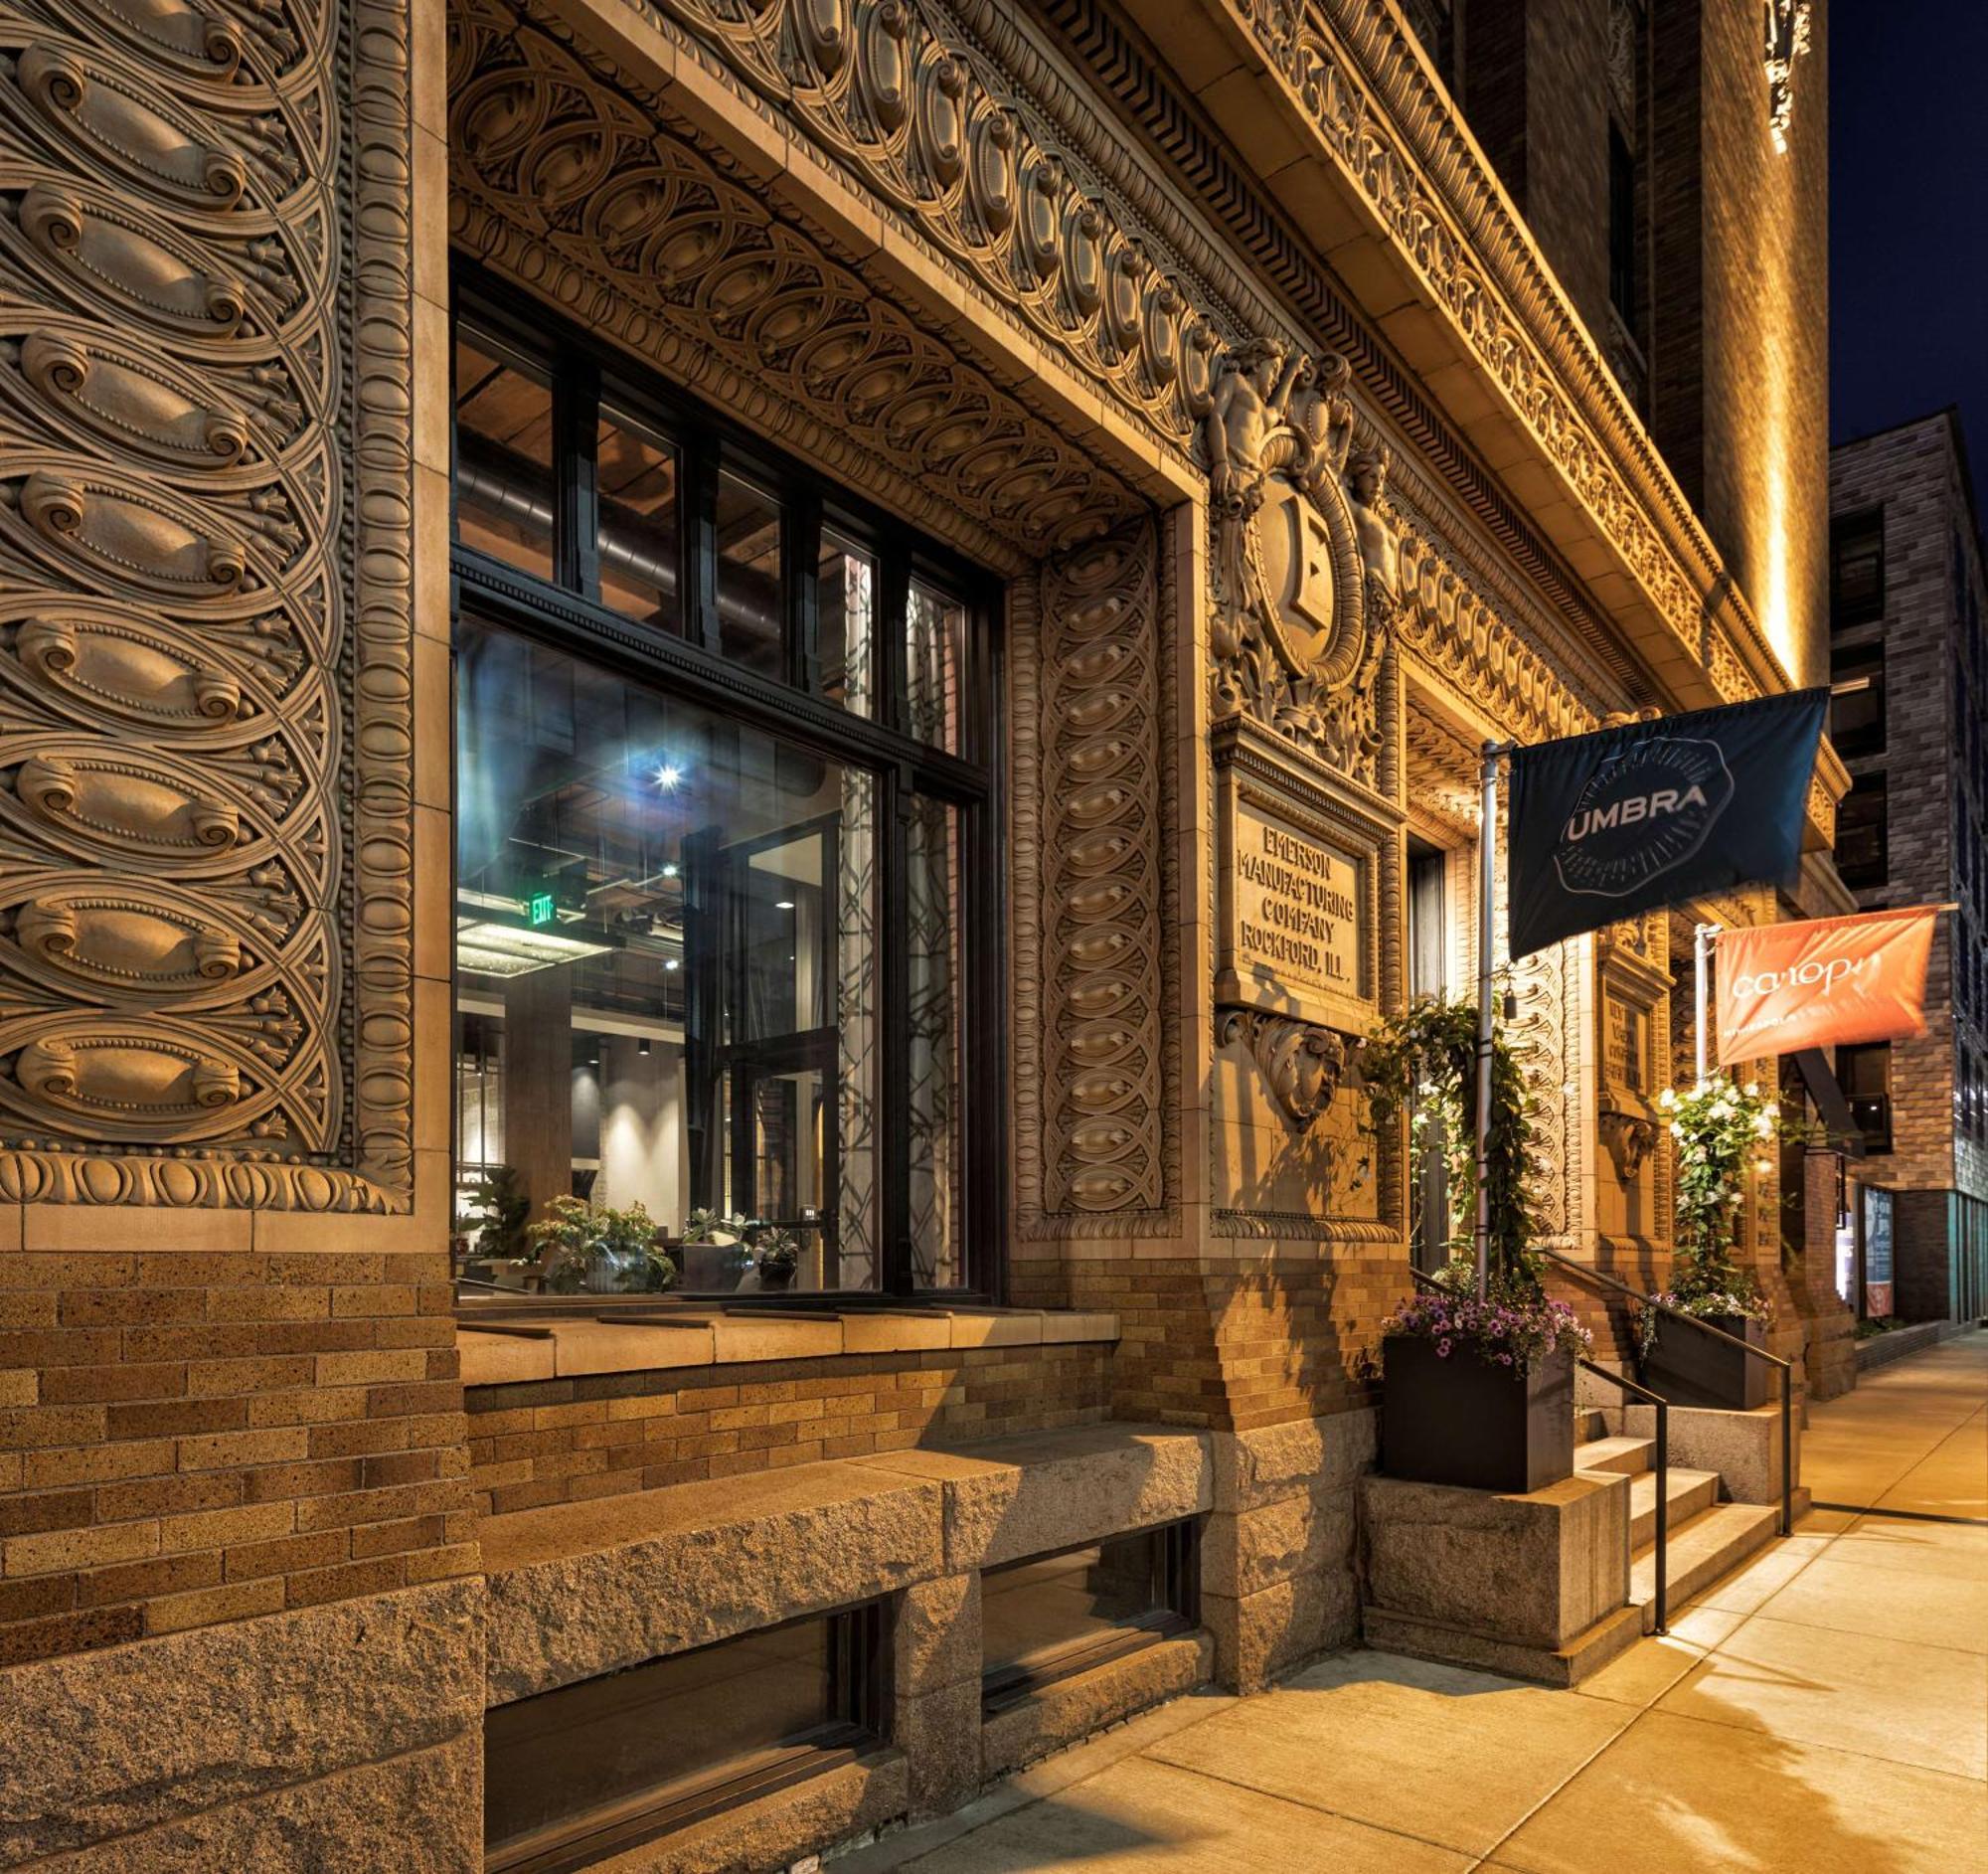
[[349, 1513, 446, 1559], [61, 1289, 207, 1327], [265, 1254, 384, 1285], [75, 1550, 223, 1609], [159, 1501, 295, 1554], [0, 1573, 76, 1622], [175, 1427, 311, 1472], [133, 1254, 265, 1287], [246, 1387, 370, 1429], [23, 1440, 174, 1489], [0, 1488, 92, 1538], [330, 1284, 417, 1317], [144, 1577, 284, 1635], [314, 1349, 430, 1387], [224, 1529, 350, 1582], [293, 1480, 461, 1533], [0, 1405, 107, 1449], [306, 1419, 407, 1459], [205, 1285, 332, 1323], [185, 1355, 317, 1398], [0, 1604, 143, 1665], [283, 1554, 407, 1610], [94, 1471, 244, 1522], [403, 1542, 479, 1586], [104, 1397, 247, 1441], [38, 1363, 188, 1406], [5, 1519, 159, 1577], [360, 1449, 440, 1489], [363, 1381, 461, 1417], [239, 1457, 364, 1504]]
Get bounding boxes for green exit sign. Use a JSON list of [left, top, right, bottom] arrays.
[[528, 893, 556, 928]]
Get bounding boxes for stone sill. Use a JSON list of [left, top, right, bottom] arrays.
[[457, 1307, 1120, 1387]]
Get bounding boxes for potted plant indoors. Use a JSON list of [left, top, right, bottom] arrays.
[[678, 1207, 747, 1291], [528, 1195, 677, 1296], [460, 1163, 536, 1289], [1365, 997, 1590, 1492], [749, 1225, 800, 1292], [1635, 1078, 1779, 1409]]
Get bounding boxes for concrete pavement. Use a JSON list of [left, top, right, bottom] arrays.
[[838, 1330, 1988, 1873]]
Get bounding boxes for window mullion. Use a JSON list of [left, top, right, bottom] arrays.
[[880, 545, 911, 742], [559, 353, 601, 599], [791, 485, 822, 696], [880, 760, 913, 1295], [688, 427, 721, 655]]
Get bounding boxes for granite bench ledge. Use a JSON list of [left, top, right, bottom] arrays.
[[480, 1421, 1210, 1704]]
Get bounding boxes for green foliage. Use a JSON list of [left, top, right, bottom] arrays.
[[462, 1163, 530, 1260], [1360, 995, 1540, 1291], [751, 1225, 799, 1276], [1660, 1077, 1785, 1301], [681, 1207, 743, 1244], [528, 1195, 676, 1294]]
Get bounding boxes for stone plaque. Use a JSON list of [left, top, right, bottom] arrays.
[[1218, 778, 1376, 1032]]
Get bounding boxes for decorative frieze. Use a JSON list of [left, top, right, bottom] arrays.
[[1038, 518, 1165, 1214], [447, 0, 1144, 567], [0, 0, 415, 1208]]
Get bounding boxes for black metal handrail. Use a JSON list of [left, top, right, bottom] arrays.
[[1408, 1266, 1670, 1632], [1534, 1246, 1793, 1537]]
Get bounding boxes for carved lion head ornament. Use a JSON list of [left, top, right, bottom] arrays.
[[1203, 338, 1398, 788]]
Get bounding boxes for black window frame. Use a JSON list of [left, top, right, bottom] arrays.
[[1607, 119, 1637, 322], [448, 262, 1008, 1303], [1828, 634, 1886, 759], [1835, 770, 1889, 891]]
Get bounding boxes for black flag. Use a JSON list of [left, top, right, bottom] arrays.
[[1507, 690, 1828, 959]]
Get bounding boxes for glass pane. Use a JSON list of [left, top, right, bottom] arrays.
[[907, 578, 964, 750], [484, 1618, 833, 1856], [717, 471, 784, 679], [453, 334, 555, 581], [982, 1533, 1167, 1680], [907, 792, 962, 1286], [817, 529, 875, 717], [596, 409, 680, 631], [454, 617, 878, 1292]]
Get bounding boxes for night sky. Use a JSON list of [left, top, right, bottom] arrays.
[[1830, 3, 1988, 457]]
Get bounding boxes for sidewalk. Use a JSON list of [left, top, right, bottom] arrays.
[[841, 1331, 1988, 1873]]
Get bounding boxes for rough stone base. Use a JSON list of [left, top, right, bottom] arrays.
[[1620, 1399, 1798, 1507], [1204, 1410, 1372, 1692], [981, 1633, 1212, 1781], [0, 1578, 484, 1868], [1361, 1600, 1644, 1687], [1359, 1470, 1631, 1682]]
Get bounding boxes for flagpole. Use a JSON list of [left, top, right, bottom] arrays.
[[1475, 742, 1513, 1304], [1694, 922, 1720, 1082]]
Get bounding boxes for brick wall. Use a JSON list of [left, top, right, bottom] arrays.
[[466, 1342, 1109, 1518], [0, 1251, 472, 1666]]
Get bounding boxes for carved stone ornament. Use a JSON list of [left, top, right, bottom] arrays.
[[0, 0, 416, 1209], [1205, 337, 1390, 785], [1218, 1007, 1347, 1134], [1599, 1108, 1657, 1180]]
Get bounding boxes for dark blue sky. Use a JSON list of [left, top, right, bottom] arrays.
[[1830, 3, 1988, 454]]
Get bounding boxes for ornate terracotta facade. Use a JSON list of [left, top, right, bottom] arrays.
[[0, 0, 1849, 1863]]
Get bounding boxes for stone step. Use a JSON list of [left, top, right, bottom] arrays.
[[1574, 1436, 1653, 1477], [1630, 1501, 1780, 1632], [1628, 1465, 1720, 1549], [1574, 1407, 1609, 1444]]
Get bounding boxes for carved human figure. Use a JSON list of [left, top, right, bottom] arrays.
[[1287, 350, 1355, 496], [1347, 441, 1399, 604], [1205, 337, 1301, 505]]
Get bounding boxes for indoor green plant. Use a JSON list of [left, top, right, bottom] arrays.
[[749, 1224, 800, 1292], [528, 1195, 675, 1295], [1635, 1077, 1781, 1407], [1364, 996, 1585, 1491]]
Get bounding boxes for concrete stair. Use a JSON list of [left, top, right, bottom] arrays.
[[1575, 1432, 1780, 1634]]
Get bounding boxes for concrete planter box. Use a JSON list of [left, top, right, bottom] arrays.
[[1381, 1338, 1574, 1493], [1641, 1312, 1769, 1410]]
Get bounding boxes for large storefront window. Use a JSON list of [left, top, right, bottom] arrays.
[[449, 274, 998, 1296]]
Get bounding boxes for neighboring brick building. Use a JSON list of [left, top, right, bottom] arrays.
[[1828, 412, 1988, 1322]]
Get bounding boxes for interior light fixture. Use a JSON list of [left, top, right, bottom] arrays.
[[661, 863, 680, 879], [664, 958, 680, 972], [455, 916, 614, 979], [637, 1038, 652, 1057], [654, 763, 683, 790], [774, 899, 795, 911]]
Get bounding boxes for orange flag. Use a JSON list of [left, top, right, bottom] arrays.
[[1716, 907, 1943, 1067]]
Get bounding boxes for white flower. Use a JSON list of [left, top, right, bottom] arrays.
[[1754, 1111, 1774, 1137], [1669, 1121, 1684, 1137], [1744, 1082, 1760, 1098], [1658, 1088, 1676, 1109]]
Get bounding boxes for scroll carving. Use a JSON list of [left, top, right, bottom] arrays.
[[1039, 518, 1163, 1213], [1218, 1007, 1346, 1133], [0, 0, 415, 1208], [1204, 336, 1388, 786]]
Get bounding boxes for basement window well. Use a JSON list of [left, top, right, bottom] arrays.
[[482, 1603, 888, 1874], [980, 1520, 1199, 1711]]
